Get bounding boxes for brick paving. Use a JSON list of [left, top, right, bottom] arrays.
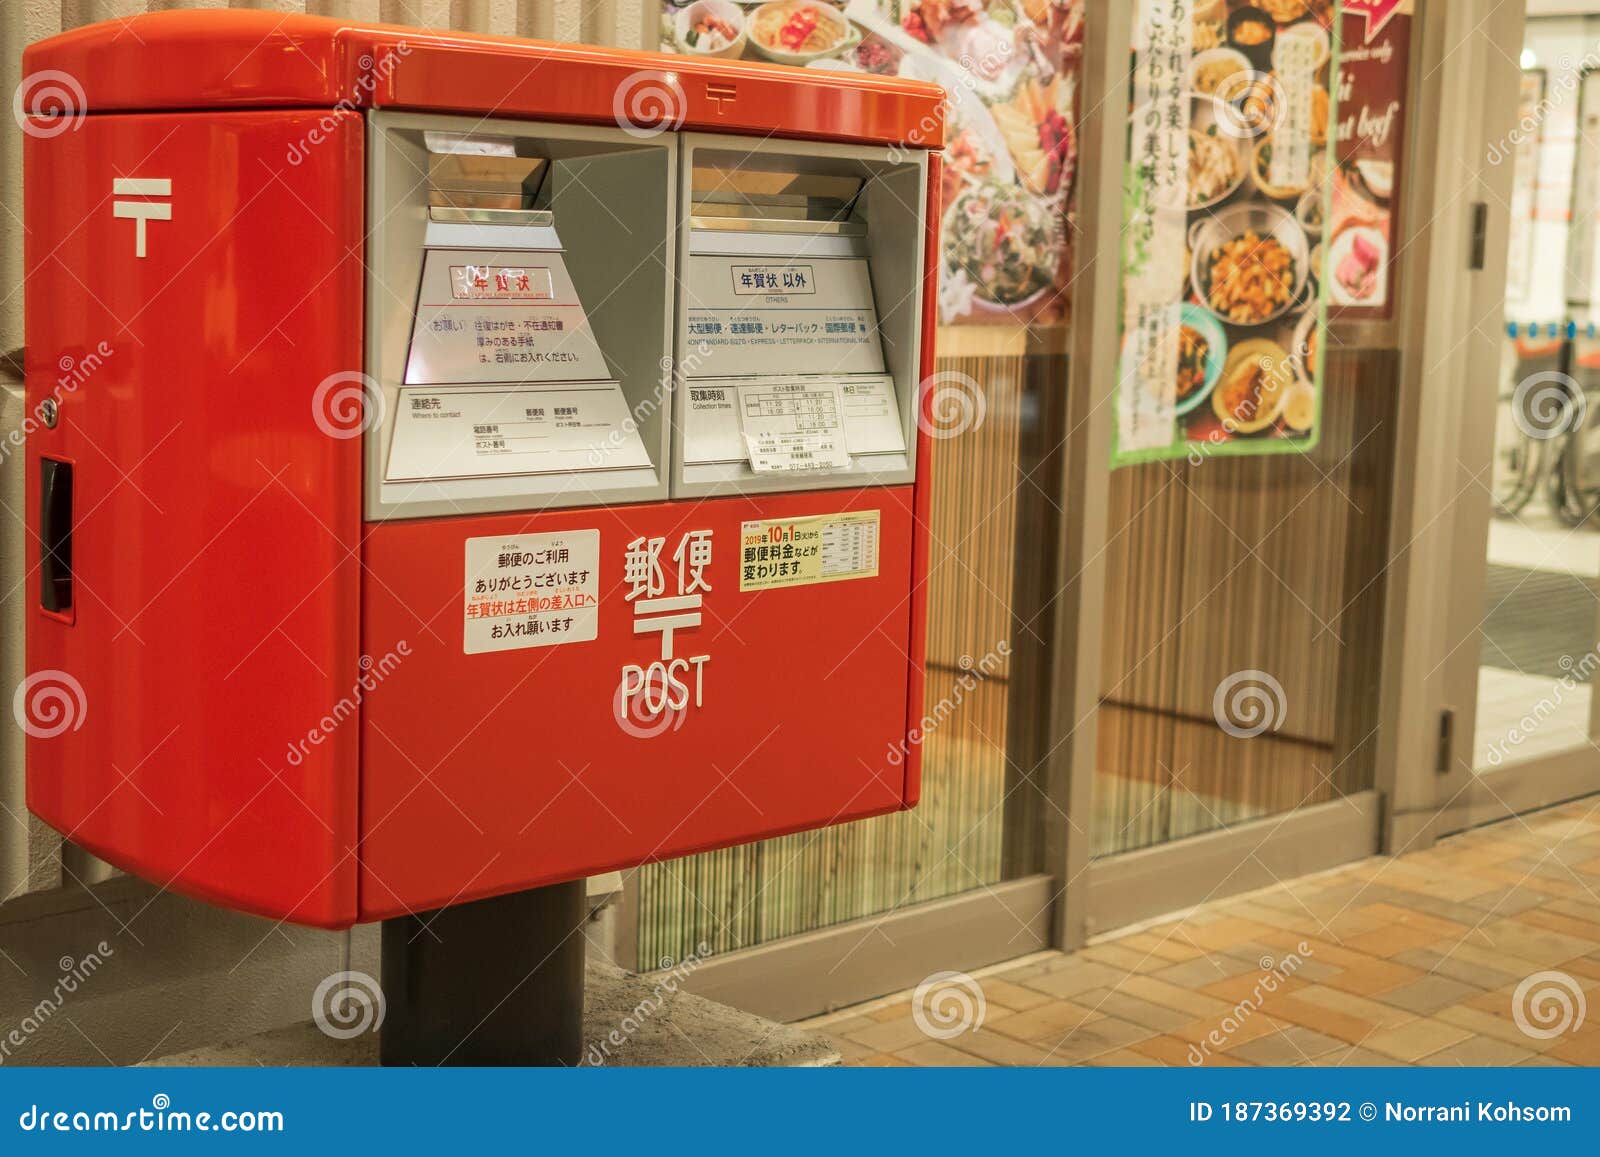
[[801, 800, 1600, 1066]]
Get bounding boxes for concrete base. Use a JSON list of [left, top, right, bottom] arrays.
[[145, 961, 840, 1068]]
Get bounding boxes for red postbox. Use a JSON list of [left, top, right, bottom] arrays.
[[21, 11, 943, 929]]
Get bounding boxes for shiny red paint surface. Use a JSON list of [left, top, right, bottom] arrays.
[[23, 10, 946, 150], [23, 11, 941, 929], [24, 111, 366, 927], [357, 489, 918, 920], [903, 150, 944, 810]]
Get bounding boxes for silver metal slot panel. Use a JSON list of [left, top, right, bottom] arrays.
[[406, 245, 609, 385], [426, 139, 549, 211], [682, 374, 906, 468], [429, 206, 555, 227], [680, 251, 884, 379], [690, 166, 862, 213], [385, 381, 649, 482]]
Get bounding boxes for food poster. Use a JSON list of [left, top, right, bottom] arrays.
[[1113, 0, 1339, 468], [1328, 0, 1408, 317], [658, 0, 1086, 328]]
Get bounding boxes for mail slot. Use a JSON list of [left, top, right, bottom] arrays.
[[20, 10, 944, 927]]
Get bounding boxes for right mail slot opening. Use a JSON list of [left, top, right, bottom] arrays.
[[674, 139, 927, 496]]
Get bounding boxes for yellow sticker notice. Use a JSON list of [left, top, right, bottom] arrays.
[[738, 511, 881, 592]]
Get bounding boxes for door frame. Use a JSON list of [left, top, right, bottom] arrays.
[[1056, 0, 1432, 943], [1378, 0, 1600, 850]]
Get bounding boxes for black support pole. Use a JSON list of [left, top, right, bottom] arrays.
[[380, 880, 587, 1066]]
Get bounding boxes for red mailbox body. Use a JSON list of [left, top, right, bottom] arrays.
[[22, 11, 942, 928]]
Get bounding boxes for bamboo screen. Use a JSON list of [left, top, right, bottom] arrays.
[[1094, 346, 1399, 857], [635, 335, 1031, 965]]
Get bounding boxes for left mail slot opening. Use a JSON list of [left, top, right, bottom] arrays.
[[366, 114, 675, 520]]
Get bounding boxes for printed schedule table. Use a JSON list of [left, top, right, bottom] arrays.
[[821, 516, 878, 579], [741, 387, 842, 431]]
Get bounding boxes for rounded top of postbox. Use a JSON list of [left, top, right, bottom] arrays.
[[22, 9, 946, 150]]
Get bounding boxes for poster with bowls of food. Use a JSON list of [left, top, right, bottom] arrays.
[[1113, 0, 1338, 468], [658, 0, 1086, 328]]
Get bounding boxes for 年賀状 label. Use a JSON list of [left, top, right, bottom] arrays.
[[406, 248, 608, 385], [464, 530, 599, 654]]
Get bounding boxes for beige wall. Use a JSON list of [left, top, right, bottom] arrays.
[[0, 0, 647, 1064]]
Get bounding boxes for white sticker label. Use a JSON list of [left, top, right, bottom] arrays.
[[1117, 1, 1192, 456], [1269, 31, 1318, 191], [683, 374, 904, 465], [737, 381, 851, 473], [464, 530, 599, 654], [448, 263, 554, 301], [407, 248, 609, 385], [386, 383, 649, 482], [683, 255, 884, 378]]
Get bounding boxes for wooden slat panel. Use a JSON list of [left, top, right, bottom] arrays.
[[925, 350, 1023, 675], [1094, 347, 1401, 856], [636, 344, 1027, 964]]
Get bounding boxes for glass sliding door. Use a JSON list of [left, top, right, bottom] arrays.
[[1093, 345, 1401, 858], [1470, 13, 1600, 786], [1090, 0, 1410, 879], [635, 0, 1090, 983], [635, 340, 1062, 966]]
